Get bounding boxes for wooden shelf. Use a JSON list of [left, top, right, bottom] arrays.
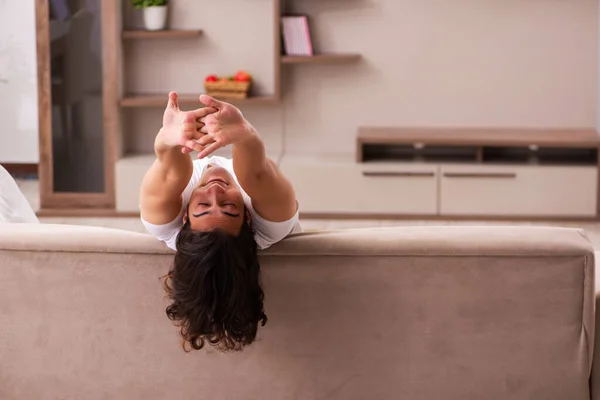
[[282, 53, 361, 64], [119, 94, 279, 108], [122, 29, 203, 40], [358, 128, 600, 148]]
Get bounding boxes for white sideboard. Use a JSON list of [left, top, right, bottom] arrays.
[[281, 128, 600, 219], [280, 155, 597, 217]]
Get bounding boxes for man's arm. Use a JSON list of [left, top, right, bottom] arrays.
[[140, 92, 216, 225], [232, 127, 297, 222], [196, 95, 297, 222], [139, 143, 193, 225]]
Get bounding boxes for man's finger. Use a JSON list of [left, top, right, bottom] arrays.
[[181, 146, 193, 154], [199, 126, 209, 134], [182, 111, 197, 124], [193, 106, 217, 119], [168, 91, 179, 110], [197, 135, 215, 146], [181, 123, 196, 140], [191, 129, 205, 140], [198, 141, 222, 159], [182, 139, 204, 153], [199, 94, 227, 109]]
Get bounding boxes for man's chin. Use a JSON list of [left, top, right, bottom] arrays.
[[201, 166, 233, 185]]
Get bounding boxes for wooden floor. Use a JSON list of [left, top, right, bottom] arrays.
[[17, 179, 600, 249]]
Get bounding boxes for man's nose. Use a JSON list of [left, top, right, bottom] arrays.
[[206, 184, 226, 195]]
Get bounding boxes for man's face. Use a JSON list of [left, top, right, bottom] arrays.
[[186, 165, 245, 235]]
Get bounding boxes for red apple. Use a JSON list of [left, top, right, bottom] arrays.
[[234, 70, 252, 82], [205, 75, 218, 82]]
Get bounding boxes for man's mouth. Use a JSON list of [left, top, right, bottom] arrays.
[[205, 178, 228, 186]]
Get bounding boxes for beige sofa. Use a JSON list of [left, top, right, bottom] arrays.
[[0, 223, 598, 400]]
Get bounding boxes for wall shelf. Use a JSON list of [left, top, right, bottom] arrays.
[[357, 127, 600, 164], [119, 94, 279, 108], [282, 53, 361, 64], [122, 29, 203, 40], [357, 127, 600, 149]]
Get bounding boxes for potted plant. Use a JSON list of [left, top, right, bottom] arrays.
[[132, 0, 169, 31]]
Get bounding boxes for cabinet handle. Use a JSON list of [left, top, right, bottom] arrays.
[[362, 171, 436, 178], [443, 172, 517, 179]]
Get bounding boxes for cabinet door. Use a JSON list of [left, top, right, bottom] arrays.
[[280, 157, 438, 215], [440, 165, 597, 217], [36, 0, 116, 210]]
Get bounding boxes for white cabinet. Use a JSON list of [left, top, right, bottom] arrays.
[[439, 165, 597, 217], [339, 128, 600, 218], [115, 154, 155, 212], [280, 155, 438, 215], [280, 155, 598, 218]]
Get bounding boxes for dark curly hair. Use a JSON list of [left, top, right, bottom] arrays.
[[163, 219, 267, 352]]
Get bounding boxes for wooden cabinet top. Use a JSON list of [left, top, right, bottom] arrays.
[[358, 128, 600, 148]]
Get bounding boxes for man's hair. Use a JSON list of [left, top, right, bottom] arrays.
[[163, 219, 267, 352]]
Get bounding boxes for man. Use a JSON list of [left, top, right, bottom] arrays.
[[140, 92, 301, 352]]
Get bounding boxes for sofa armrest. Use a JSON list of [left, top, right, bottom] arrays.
[[0, 223, 172, 255]]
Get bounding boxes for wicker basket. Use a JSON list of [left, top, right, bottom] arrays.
[[204, 81, 251, 99]]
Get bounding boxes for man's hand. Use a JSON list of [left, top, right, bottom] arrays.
[[195, 95, 255, 159], [142, 92, 219, 225], [155, 92, 217, 155]]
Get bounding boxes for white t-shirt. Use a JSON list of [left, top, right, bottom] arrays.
[[141, 156, 301, 251]]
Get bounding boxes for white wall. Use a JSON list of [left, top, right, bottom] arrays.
[[0, 0, 39, 163], [126, 0, 599, 158], [0, 0, 596, 162], [283, 0, 599, 155]]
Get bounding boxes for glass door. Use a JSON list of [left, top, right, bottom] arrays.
[[36, 0, 115, 210]]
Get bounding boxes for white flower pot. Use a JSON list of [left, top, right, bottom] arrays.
[[143, 6, 168, 31]]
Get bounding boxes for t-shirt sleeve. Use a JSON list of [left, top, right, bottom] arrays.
[[231, 159, 302, 250], [141, 211, 183, 251], [248, 201, 302, 250]]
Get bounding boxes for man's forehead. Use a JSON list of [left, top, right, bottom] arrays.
[[190, 213, 243, 235]]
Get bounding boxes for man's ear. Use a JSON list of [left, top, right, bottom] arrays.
[[183, 212, 188, 224]]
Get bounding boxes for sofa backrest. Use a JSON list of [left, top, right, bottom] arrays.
[[0, 224, 594, 400]]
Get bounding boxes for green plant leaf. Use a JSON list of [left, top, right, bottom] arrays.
[[132, 0, 168, 8]]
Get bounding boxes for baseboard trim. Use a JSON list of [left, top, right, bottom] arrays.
[[299, 212, 600, 222], [2, 163, 38, 177]]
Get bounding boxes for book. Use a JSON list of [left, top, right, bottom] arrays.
[[281, 15, 313, 57]]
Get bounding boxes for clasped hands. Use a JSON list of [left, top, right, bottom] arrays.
[[156, 91, 254, 159]]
